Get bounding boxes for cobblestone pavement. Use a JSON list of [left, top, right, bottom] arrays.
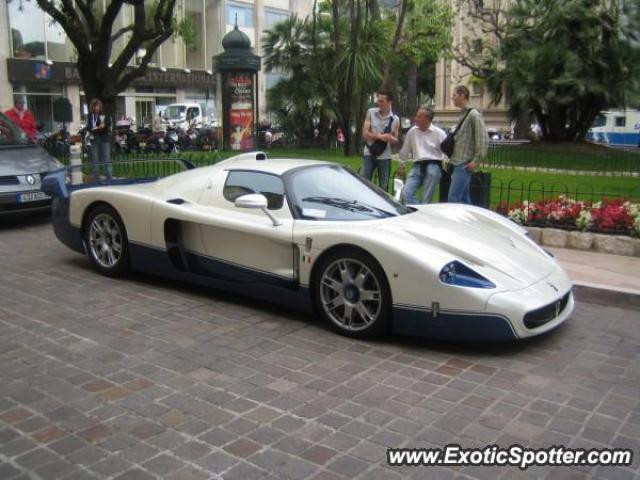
[[1, 217, 639, 480]]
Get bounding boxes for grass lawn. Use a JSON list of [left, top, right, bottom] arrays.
[[106, 147, 640, 208]]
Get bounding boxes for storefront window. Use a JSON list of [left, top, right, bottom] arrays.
[[15, 85, 64, 133], [227, 1, 254, 28], [265, 8, 288, 29], [8, 0, 70, 61], [45, 14, 68, 62], [8, 0, 46, 59]]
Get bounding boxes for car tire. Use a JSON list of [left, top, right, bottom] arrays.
[[84, 205, 129, 277], [313, 248, 391, 338]]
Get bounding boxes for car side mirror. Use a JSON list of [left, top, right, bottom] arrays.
[[235, 193, 267, 209], [234, 194, 281, 226]]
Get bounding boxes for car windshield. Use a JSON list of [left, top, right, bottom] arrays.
[[287, 165, 412, 221], [164, 106, 186, 120], [0, 113, 32, 147]]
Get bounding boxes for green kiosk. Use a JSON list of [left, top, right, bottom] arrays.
[[215, 24, 261, 151]]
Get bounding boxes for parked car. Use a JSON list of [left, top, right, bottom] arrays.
[[43, 152, 573, 341], [0, 112, 63, 215]]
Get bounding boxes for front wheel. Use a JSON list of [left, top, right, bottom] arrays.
[[84, 205, 129, 277], [313, 248, 391, 338]]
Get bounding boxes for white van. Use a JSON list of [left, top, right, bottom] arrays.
[[588, 109, 640, 147], [163, 103, 206, 130]]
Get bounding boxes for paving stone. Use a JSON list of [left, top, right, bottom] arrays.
[[195, 450, 240, 474], [88, 453, 134, 477], [221, 461, 268, 480], [33, 457, 78, 479], [327, 454, 370, 477], [14, 447, 60, 469], [0, 463, 21, 479], [142, 454, 186, 476], [113, 468, 157, 480], [0, 437, 38, 457]]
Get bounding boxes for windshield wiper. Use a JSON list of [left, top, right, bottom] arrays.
[[302, 197, 393, 217]]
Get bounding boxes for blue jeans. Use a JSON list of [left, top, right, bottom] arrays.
[[404, 161, 442, 204], [91, 140, 112, 182], [362, 155, 390, 192], [448, 163, 472, 204]]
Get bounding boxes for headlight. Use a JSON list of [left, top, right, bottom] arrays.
[[439, 261, 496, 289]]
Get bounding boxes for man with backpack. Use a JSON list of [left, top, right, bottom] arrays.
[[447, 85, 488, 204], [361, 90, 400, 192]]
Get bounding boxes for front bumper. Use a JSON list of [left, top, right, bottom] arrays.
[[0, 189, 52, 215], [392, 266, 574, 342], [51, 197, 85, 254]]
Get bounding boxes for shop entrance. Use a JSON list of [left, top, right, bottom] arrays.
[[135, 100, 155, 128]]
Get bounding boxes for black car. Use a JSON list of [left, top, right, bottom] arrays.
[[0, 112, 63, 215]]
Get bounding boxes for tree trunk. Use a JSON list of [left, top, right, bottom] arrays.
[[513, 110, 529, 140], [406, 61, 418, 118]]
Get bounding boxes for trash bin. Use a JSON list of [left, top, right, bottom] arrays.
[[439, 170, 492, 209]]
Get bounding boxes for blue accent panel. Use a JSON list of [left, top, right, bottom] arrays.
[[128, 243, 312, 312], [67, 177, 159, 192], [605, 132, 639, 146], [42, 168, 69, 199], [51, 197, 85, 253], [185, 251, 298, 290], [439, 261, 496, 289], [592, 131, 640, 146], [392, 305, 517, 342]]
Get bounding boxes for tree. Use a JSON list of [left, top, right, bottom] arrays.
[[311, 0, 388, 155], [264, 0, 453, 154], [262, 16, 329, 144], [20, 0, 192, 118], [381, 0, 453, 117], [455, 0, 640, 141]]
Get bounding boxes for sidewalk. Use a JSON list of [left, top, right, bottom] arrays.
[[548, 246, 640, 308]]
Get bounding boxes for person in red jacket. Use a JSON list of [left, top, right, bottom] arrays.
[[5, 97, 36, 140]]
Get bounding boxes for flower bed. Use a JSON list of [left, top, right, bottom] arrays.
[[496, 197, 640, 237]]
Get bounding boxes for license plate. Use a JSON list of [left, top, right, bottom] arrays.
[[17, 191, 51, 203]]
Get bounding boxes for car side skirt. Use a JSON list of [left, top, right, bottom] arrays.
[[392, 304, 519, 341], [129, 242, 313, 312]]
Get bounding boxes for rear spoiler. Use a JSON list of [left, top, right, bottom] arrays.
[[42, 158, 197, 200]]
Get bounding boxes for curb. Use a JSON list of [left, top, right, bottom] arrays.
[[573, 282, 640, 310]]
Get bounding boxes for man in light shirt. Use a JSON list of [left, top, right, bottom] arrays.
[[397, 107, 446, 204]]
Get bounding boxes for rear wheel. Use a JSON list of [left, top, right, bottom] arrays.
[[84, 205, 129, 277], [313, 248, 391, 338]]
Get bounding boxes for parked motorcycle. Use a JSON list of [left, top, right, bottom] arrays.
[[181, 121, 199, 151], [164, 126, 181, 153], [113, 118, 136, 154], [134, 124, 154, 153], [44, 125, 72, 158], [195, 125, 219, 151]]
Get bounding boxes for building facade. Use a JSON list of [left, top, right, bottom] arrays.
[[433, 0, 511, 133], [0, 0, 311, 133]]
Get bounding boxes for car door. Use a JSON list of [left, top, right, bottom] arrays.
[[187, 169, 297, 287]]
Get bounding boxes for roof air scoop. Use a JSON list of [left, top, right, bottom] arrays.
[[224, 151, 268, 162]]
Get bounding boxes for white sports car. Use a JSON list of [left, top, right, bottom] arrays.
[[43, 152, 573, 341]]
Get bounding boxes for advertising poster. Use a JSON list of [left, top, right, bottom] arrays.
[[227, 73, 254, 151]]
